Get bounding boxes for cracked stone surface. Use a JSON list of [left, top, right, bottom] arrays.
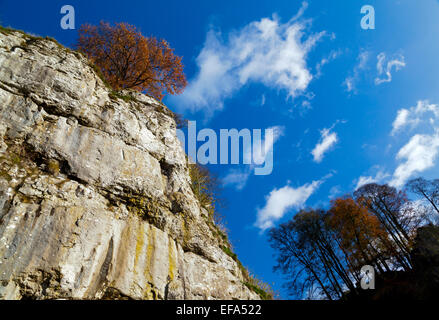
[[0, 30, 259, 300]]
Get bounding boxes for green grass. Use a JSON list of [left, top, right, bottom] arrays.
[[221, 245, 238, 261], [109, 90, 137, 103], [0, 25, 14, 35], [216, 229, 228, 241], [220, 245, 274, 300], [243, 282, 272, 300], [1, 25, 45, 42], [10, 153, 21, 165], [0, 24, 77, 56]]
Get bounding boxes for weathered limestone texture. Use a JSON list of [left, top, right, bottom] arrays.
[[0, 30, 259, 300]]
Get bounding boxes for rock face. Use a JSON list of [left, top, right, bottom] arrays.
[[0, 29, 259, 300]]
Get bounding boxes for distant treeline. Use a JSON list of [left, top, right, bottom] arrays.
[[269, 177, 439, 300]]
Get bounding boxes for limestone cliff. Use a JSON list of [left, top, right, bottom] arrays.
[[0, 28, 259, 300]]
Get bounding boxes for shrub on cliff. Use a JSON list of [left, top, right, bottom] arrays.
[[189, 163, 221, 216], [76, 22, 187, 101]]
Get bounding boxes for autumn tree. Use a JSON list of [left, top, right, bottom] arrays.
[[328, 197, 392, 275], [77, 22, 187, 100], [354, 183, 416, 270]]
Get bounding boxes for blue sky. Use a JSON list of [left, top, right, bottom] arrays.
[[2, 0, 439, 298]]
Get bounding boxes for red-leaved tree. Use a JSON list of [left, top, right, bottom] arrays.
[[77, 22, 187, 100]]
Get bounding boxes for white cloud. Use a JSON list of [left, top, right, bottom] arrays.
[[391, 108, 411, 135], [328, 185, 342, 199], [260, 94, 266, 106], [222, 169, 251, 190], [171, 2, 325, 116], [361, 100, 439, 190], [391, 100, 439, 135], [343, 77, 355, 93], [383, 100, 439, 188], [255, 179, 323, 231], [355, 170, 390, 190], [357, 51, 370, 69], [311, 128, 338, 163], [301, 100, 312, 110], [375, 52, 406, 85], [343, 51, 405, 93], [390, 132, 439, 188], [315, 50, 341, 78], [343, 51, 369, 93]]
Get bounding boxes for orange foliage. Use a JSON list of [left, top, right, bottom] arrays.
[[77, 22, 187, 100], [328, 197, 388, 266]]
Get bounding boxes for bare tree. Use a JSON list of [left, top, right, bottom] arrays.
[[406, 177, 439, 215], [269, 209, 356, 300]]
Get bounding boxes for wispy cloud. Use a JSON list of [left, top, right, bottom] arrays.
[[255, 179, 323, 231], [260, 94, 266, 106], [374, 52, 406, 85], [315, 49, 341, 78], [328, 185, 342, 199], [391, 100, 439, 135], [390, 132, 439, 187], [355, 170, 390, 190], [389, 100, 439, 187], [171, 2, 325, 117], [343, 51, 369, 93], [222, 169, 251, 190], [343, 51, 405, 93], [311, 127, 338, 163], [391, 108, 412, 135]]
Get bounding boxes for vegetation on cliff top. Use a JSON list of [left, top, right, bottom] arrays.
[[76, 22, 187, 101]]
